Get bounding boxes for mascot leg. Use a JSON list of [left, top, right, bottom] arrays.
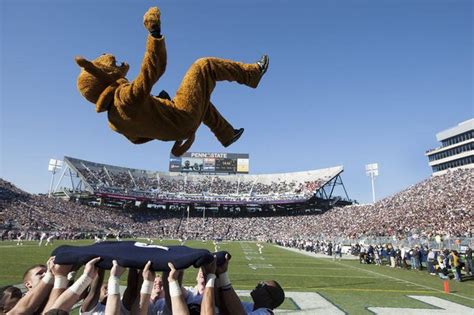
[[202, 102, 236, 145], [173, 57, 261, 146]]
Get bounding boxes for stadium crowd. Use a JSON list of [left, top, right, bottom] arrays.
[[2, 169, 472, 242], [69, 158, 327, 201], [1, 169, 473, 313]]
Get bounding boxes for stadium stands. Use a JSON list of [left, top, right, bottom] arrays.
[[1, 168, 472, 241], [64, 156, 342, 203]]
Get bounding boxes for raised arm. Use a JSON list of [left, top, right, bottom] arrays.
[[43, 262, 74, 313], [127, 7, 167, 103], [201, 257, 217, 315], [104, 260, 126, 315], [216, 254, 246, 315], [47, 257, 101, 313], [167, 262, 189, 315], [138, 261, 155, 315], [8, 257, 55, 315], [80, 268, 105, 313]]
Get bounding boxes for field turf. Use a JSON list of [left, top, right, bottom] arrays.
[[1, 239, 473, 314]]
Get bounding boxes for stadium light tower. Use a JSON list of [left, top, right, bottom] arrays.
[[365, 163, 379, 203], [48, 159, 63, 197]]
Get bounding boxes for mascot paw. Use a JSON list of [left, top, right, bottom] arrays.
[[143, 7, 161, 33], [75, 56, 92, 68], [158, 90, 171, 100]]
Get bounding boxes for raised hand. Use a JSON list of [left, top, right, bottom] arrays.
[[142, 260, 155, 282], [167, 262, 182, 283], [111, 260, 126, 278], [51, 261, 73, 277], [216, 254, 230, 275], [202, 256, 216, 276], [46, 256, 55, 272], [83, 257, 101, 278], [143, 7, 161, 37]]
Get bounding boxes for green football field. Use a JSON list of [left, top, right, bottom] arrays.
[[1, 239, 473, 314]]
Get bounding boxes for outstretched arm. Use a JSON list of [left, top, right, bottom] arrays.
[[104, 260, 126, 315], [138, 261, 155, 315], [43, 262, 74, 313], [201, 258, 217, 315], [8, 257, 55, 315], [166, 263, 189, 315], [48, 257, 101, 313], [216, 255, 245, 315], [126, 7, 167, 103], [80, 268, 105, 313]]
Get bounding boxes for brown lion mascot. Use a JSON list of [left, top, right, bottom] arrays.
[[75, 7, 269, 156]]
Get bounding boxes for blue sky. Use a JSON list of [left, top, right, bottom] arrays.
[[1, 0, 472, 203]]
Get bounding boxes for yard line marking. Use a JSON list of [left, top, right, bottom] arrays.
[[248, 264, 274, 270], [245, 256, 265, 260], [261, 266, 347, 270], [231, 272, 380, 279], [317, 288, 436, 294], [234, 285, 435, 294], [334, 261, 474, 302], [368, 295, 473, 314], [278, 246, 474, 302]]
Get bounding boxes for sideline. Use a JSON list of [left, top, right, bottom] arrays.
[[278, 245, 474, 302]]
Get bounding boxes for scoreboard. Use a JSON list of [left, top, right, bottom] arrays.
[[169, 152, 249, 174]]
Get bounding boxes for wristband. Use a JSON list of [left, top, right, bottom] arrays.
[[54, 275, 68, 289], [42, 271, 54, 285], [140, 279, 153, 295], [69, 274, 92, 295], [108, 276, 121, 295], [216, 272, 230, 288], [67, 271, 77, 281], [168, 280, 182, 297], [205, 274, 216, 288]]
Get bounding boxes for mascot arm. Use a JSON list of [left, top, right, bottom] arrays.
[[127, 35, 167, 103]]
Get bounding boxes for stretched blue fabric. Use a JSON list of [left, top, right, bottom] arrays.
[[52, 241, 213, 271]]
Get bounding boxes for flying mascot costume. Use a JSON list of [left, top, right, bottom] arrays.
[[75, 7, 269, 156]]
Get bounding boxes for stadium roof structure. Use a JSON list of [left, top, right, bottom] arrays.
[[52, 156, 350, 209]]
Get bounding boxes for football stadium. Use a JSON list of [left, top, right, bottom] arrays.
[[1, 150, 473, 314], [1, 0, 473, 314]]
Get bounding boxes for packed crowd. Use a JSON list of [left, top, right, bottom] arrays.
[[68, 157, 332, 201], [1, 168, 473, 242], [276, 238, 473, 282], [0, 247, 284, 314]]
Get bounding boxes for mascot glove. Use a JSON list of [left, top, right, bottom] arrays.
[[144, 7, 162, 37]]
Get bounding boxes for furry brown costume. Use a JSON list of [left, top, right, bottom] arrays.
[[75, 7, 268, 156]]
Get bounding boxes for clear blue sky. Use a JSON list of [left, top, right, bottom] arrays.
[[1, 0, 472, 203]]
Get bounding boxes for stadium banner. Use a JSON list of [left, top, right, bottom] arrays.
[[170, 152, 249, 174]]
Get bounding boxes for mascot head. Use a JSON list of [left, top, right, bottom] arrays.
[[75, 54, 129, 106]]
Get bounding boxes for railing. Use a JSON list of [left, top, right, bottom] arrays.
[[314, 235, 473, 250]]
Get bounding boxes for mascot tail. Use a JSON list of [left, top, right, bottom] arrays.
[[171, 134, 195, 157]]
